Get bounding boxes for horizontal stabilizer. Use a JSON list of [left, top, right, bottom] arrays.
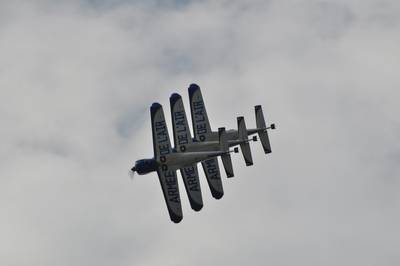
[[255, 105, 272, 154], [219, 127, 234, 177], [238, 116, 253, 166]]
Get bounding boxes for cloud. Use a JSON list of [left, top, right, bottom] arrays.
[[1, 0, 399, 265]]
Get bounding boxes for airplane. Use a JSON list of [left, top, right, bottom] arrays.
[[130, 102, 238, 223], [188, 84, 275, 158], [130, 84, 275, 223], [186, 84, 275, 196], [169, 93, 255, 211]]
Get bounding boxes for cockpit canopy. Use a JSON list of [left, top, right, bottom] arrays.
[[134, 158, 157, 175]]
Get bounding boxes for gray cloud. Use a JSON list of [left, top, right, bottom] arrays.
[[1, 0, 399, 265]]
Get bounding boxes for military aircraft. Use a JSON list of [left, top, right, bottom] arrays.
[[130, 84, 275, 223], [188, 84, 275, 157], [169, 93, 254, 212], [184, 84, 275, 199], [131, 102, 239, 223]]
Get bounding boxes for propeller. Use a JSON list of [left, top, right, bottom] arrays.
[[129, 167, 136, 180]]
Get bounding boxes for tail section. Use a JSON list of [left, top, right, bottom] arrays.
[[218, 127, 229, 152], [189, 84, 224, 199], [255, 105, 272, 154], [170, 93, 203, 211], [237, 116, 253, 166], [219, 127, 234, 178]]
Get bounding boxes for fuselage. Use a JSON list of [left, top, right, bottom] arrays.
[[202, 128, 261, 142], [184, 128, 261, 152], [133, 150, 228, 175], [132, 158, 157, 175], [132, 129, 264, 175]]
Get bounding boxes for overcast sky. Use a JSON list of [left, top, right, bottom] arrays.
[[1, 0, 400, 265]]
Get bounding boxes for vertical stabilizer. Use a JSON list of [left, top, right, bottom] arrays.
[[255, 105, 272, 154]]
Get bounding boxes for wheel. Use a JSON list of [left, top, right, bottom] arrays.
[[234, 147, 239, 153], [270, 123, 276, 129], [252, 136, 258, 142]]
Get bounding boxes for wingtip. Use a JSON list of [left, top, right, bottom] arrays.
[[245, 161, 254, 166], [151, 102, 162, 110], [170, 214, 183, 223], [188, 83, 200, 96], [210, 187, 224, 199], [264, 149, 272, 154], [169, 93, 182, 106], [191, 202, 203, 212], [150, 102, 162, 119], [212, 192, 224, 200]]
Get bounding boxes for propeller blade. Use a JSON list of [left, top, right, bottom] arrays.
[[129, 168, 135, 180]]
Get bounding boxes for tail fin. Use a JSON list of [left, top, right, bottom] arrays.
[[255, 105, 272, 154], [237, 116, 253, 166], [218, 127, 234, 178]]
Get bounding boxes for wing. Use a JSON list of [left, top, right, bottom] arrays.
[[151, 102, 182, 223], [170, 93, 194, 151], [156, 168, 183, 223], [188, 83, 212, 139], [170, 93, 203, 211], [179, 164, 202, 211], [188, 84, 224, 199], [151, 102, 173, 160]]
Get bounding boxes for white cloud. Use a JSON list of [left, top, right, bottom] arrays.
[[1, 0, 400, 265]]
